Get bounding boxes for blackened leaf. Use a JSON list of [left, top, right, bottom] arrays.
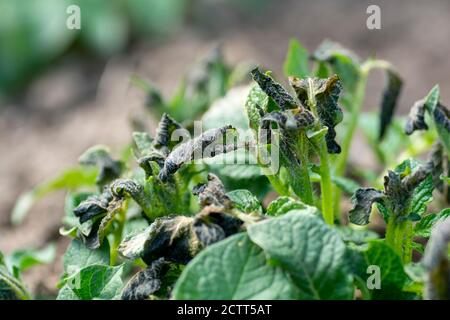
[[172, 233, 300, 299], [251, 68, 297, 110], [349, 188, 385, 225], [423, 217, 450, 299], [432, 103, 450, 153], [379, 69, 403, 140], [121, 258, 168, 300], [73, 190, 113, 223], [153, 113, 187, 152], [283, 39, 309, 78], [248, 210, 354, 299], [405, 99, 428, 135], [159, 126, 238, 181], [266, 196, 307, 216], [290, 75, 344, 153], [79, 145, 123, 188], [414, 208, 450, 238], [226, 189, 262, 213], [192, 173, 232, 208]]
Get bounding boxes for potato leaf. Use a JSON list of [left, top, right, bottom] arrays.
[[266, 196, 307, 216], [248, 210, 354, 299], [414, 208, 450, 238], [5, 244, 56, 277], [172, 233, 299, 299], [63, 239, 110, 276], [283, 39, 309, 78], [423, 217, 450, 300], [379, 69, 403, 140], [349, 188, 385, 225], [226, 189, 262, 214]]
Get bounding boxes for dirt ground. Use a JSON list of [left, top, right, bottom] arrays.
[[1, 0, 450, 296]]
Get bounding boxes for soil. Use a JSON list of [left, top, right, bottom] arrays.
[[1, 0, 450, 296]]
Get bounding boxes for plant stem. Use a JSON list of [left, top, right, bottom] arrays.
[[111, 208, 126, 265], [385, 215, 413, 264], [333, 66, 369, 216], [291, 134, 314, 205], [317, 140, 334, 225]]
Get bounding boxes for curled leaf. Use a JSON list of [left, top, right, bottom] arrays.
[[379, 69, 403, 140], [154, 113, 186, 152], [405, 99, 428, 135], [423, 218, 450, 300], [73, 189, 113, 224], [192, 173, 232, 209], [349, 188, 385, 225], [79, 146, 123, 188], [121, 258, 168, 300], [250, 68, 297, 110], [159, 126, 238, 181], [290, 75, 344, 153]]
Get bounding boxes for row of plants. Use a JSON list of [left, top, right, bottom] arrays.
[[2, 39, 449, 300]]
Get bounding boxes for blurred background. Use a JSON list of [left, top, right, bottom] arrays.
[[1, 0, 450, 296]]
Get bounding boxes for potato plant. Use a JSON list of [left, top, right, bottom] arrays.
[[3, 40, 450, 300]]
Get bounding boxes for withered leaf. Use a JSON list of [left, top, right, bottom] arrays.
[[121, 258, 168, 300], [379, 69, 403, 140], [251, 68, 297, 110], [405, 99, 428, 135], [159, 126, 238, 182], [423, 217, 450, 300], [290, 75, 344, 153], [153, 113, 187, 152], [192, 173, 232, 209], [78, 146, 123, 188], [349, 188, 385, 225]]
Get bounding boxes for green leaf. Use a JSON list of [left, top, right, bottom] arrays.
[[0, 255, 30, 300], [63, 239, 110, 275], [11, 166, 98, 225], [57, 264, 124, 300], [244, 83, 267, 132], [337, 226, 378, 246], [226, 189, 262, 213], [283, 39, 309, 78], [172, 233, 299, 299], [411, 175, 434, 216], [5, 244, 56, 276], [266, 196, 307, 216], [349, 240, 409, 299], [414, 208, 450, 238], [248, 210, 354, 299]]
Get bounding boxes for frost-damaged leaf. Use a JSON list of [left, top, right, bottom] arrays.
[[349, 188, 385, 225], [57, 265, 124, 300], [414, 208, 450, 238], [172, 233, 300, 299], [153, 113, 186, 152], [432, 103, 450, 153], [290, 75, 344, 153], [79, 145, 123, 188], [11, 166, 98, 225], [118, 209, 243, 265], [405, 99, 428, 135], [266, 196, 307, 216], [192, 173, 232, 209], [226, 189, 262, 214], [159, 125, 238, 181], [121, 258, 168, 300], [379, 69, 403, 140], [250, 68, 297, 110], [248, 210, 353, 299], [283, 39, 309, 78], [423, 217, 450, 300]]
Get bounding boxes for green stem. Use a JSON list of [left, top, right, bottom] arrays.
[[385, 215, 413, 264], [111, 208, 126, 265], [317, 140, 334, 225], [291, 134, 314, 205]]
